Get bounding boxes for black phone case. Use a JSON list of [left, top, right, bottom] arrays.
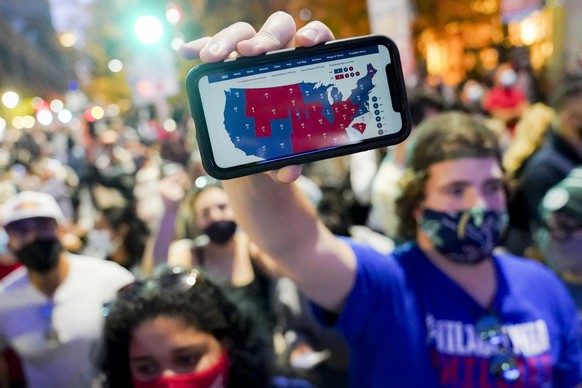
[[186, 35, 411, 180]]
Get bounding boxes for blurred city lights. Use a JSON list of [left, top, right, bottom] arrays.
[[11, 116, 23, 129], [84, 109, 94, 122], [108, 59, 124, 73], [24, 116, 35, 128], [2, 91, 19, 109], [50, 99, 64, 112], [58, 32, 77, 48], [12, 116, 36, 130], [299, 8, 312, 21], [91, 106, 105, 120], [68, 80, 80, 91], [0, 117, 6, 133], [32, 97, 47, 110], [58, 109, 73, 124], [36, 109, 53, 126], [134, 15, 164, 45], [166, 3, 182, 25], [106, 104, 120, 117], [520, 15, 542, 46], [163, 118, 176, 132]]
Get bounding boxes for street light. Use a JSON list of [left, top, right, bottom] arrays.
[[134, 15, 164, 45]]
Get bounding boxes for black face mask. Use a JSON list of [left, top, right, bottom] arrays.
[[14, 238, 63, 273], [203, 220, 237, 245]]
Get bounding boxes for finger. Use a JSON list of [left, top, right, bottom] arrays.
[[197, 22, 257, 63], [237, 11, 297, 56], [295, 20, 335, 47], [268, 165, 303, 184], [178, 37, 212, 60]]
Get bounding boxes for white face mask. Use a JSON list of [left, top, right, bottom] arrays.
[[499, 70, 517, 87], [84, 229, 116, 260], [465, 84, 484, 102], [539, 230, 582, 274]]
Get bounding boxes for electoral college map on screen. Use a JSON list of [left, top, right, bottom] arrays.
[[197, 44, 402, 169]]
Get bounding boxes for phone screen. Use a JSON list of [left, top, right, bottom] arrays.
[[195, 41, 406, 170]]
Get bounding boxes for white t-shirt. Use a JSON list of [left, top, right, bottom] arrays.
[[0, 254, 134, 388]]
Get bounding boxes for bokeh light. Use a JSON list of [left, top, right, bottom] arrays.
[[58, 109, 73, 124], [31, 97, 46, 110], [108, 59, 124, 73], [166, 3, 182, 24], [90, 106, 105, 120], [299, 8, 312, 21], [36, 109, 53, 126], [134, 16, 164, 45], [1, 91, 19, 109], [163, 118, 177, 132], [50, 99, 64, 112], [106, 104, 120, 117], [59, 32, 77, 48]]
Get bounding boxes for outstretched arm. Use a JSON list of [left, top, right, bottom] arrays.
[[179, 12, 357, 313]]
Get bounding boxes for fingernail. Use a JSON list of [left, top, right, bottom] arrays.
[[177, 45, 194, 59], [299, 28, 317, 41], [207, 42, 224, 56]]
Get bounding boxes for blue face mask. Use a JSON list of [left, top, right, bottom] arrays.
[[419, 208, 508, 264]]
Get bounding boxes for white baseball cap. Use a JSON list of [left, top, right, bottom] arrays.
[[1, 191, 66, 227]]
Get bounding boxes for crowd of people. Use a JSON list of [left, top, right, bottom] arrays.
[[1, 10, 582, 388]]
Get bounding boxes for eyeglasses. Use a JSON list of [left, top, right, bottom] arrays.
[[475, 313, 521, 382], [102, 267, 201, 317]]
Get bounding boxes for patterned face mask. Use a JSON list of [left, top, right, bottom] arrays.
[[419, 207, 508, 264]]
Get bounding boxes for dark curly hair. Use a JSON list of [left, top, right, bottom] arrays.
[[97, 267, 272, 388], [395, 111, 503, 241]]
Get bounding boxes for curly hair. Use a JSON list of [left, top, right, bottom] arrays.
[[395, 111, 502, 241], [97, 269, 272, 388]]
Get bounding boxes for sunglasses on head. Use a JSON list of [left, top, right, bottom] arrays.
[[102, 267, 201, 317], [475, 313, 521, 383]]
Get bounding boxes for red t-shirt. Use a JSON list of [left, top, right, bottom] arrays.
[[483, 86, 526, 111]]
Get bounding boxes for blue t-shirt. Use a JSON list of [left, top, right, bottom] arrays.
[[314, 241, 581, 387]]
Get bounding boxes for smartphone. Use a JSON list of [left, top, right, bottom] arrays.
[[186, 35, 411, 180]]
